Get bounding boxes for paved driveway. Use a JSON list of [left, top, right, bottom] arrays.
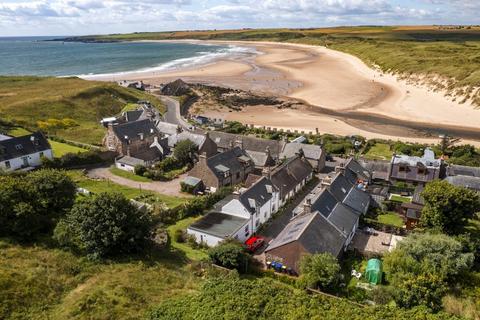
[[87, 166, 191, 197]]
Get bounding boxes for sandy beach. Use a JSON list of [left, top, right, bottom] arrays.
[[83, 40, 480, 146]]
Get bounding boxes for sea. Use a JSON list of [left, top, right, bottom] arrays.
[[0, 36, 254, 77]]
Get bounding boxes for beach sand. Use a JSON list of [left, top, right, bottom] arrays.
[[83, 40, 480, 146]]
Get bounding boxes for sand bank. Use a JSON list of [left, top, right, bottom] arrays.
[[83, 40, 480, 146]]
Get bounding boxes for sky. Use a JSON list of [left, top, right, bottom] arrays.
[[0, 0, 479, 36]]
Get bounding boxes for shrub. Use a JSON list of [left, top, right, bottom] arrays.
[[174, 229, 185, 243], [298, 253, 341, 292], [54, 192, 153, 259], [208, 240, 250, 272], [134, 164, 147, 176]]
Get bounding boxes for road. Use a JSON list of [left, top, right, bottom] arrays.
[[158, 95, 193, 131], [87, 166, 192, 197]]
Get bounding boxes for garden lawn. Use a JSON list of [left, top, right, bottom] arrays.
[[377, 212, 404, 228], [167, 216, 208, 261], [68, 170, 188, 208], [49, 140, 88, 158], [364, 143, 392, 160], [390, 195, 412, 203], [109, 166, 152, 182]]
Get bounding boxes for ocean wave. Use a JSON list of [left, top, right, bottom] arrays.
[[78, 45, 258, 78]]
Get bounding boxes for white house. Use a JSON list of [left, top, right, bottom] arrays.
[[187, 177, 280, 246], [0, 132, 53, 172]]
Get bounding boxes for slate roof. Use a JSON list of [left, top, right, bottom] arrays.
[[327, 203, 359, 235], [448, 165, 480, 178], [328, 173, 353, 202], [343, 186, 371, 215], [0, 132, 51, 162], [112, 119, 158, 143], [445, 176, 480, 191], [271, 156, 313, 198], [168, 131, 206, 148], [281, 143, 323, 161], [188, 211, 248, 238], [156, 121, 179, 136], [238, 177, 277, 213], [116, 156, 145, 167], [183, 176, 202, 187], [310, 188, 338, 218], [245, 150, 276, 168], [125, 110, 145, 122], [390, 148, 442, 182], [266, 212, 346, 258], [209, 131, 285, 158], [207, 147, 252, 178], [392, 148, 441, 167], [131, 147, 163, 162], [344, 158, 371, 183]]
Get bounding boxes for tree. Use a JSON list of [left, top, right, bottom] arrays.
[[208, 240, 249, 271], [55, 192, 153, 259], [298, 253, 341, 291], [384, 233, 474, 310], [0, 170, 76, 239], [174, 139, 198, 165], [421, 180, 480, 234]]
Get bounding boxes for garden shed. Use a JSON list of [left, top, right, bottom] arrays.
[[365, 258, 382, 285]]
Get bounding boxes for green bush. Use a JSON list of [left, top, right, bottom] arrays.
[[134, 164, 147, 176], [208, 240, 250, 272]]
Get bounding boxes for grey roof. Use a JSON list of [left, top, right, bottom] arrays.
[[112, 119, 158, 143], [343, 186, 371, 215], [412, 185, 425, 205], [310, 188, 338, 218], [239, 177, 277, 213], [281, 143, 323, 161], [183, 176, 202, 186], [125, 110, 145, 122], [445, 176, 480, 191], [188, 211, 248, 238], [244, 150, 276, 167], [168, 131, 206, 148], [358, 159, 390, 181], [207, 147, 252, 178], [448, 165, 480, 178], [116, 156, 145, 167], [271, 156, 313, 198], [156, 121, 179, 136], [266, 212, 346, 258], [327, 203, 359, 236], [328, 173, 353, 202], [392, 148, 441, 168], [344, 158, 371, 183], [132, 146, 164, 162], [209, 131, 285, 158], [0, 132, 51, 162]]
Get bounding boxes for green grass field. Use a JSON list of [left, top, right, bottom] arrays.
[[0, 239, 197, 320], [390, 194, 412, 203], [0, 76, 165, 145], [78, 26, 480, 106], [109, 166, 152, 182], [167, 216, 209, 261], [377, 212, 405, 228], [68, 170, 188, 208], [364, 143, 393, 160]]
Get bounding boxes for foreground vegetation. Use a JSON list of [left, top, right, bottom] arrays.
[[76, 26, 480, 106], [0, 76, 165, 145]]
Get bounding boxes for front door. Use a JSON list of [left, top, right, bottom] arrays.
[[22, 156, 29, 167]]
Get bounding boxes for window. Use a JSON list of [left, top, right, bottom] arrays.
[[39, 152, 44, 158], [236, 172, 241, 179], [5, 161, 10, 169], [255, 220, 259, 227], [399, 165, 407, 172], [418, 167, 426, 175], [244, 225, 249, 232]]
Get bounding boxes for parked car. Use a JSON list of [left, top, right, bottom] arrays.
[[244, 236, 265, 253]]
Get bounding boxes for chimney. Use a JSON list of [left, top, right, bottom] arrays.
[[150, 128, 154, 134], [234, 139, 243, 150], [295, 148, 304, 158], [265, 146, 271, 157], [262, 166, 271, 178], [321, 176, 332, 187], [199, 152, 207, 166], [303, 198, 312, 214], [126, 146, 131, 157], [335, 162, 345, 174], [139, 133, 144, 140]]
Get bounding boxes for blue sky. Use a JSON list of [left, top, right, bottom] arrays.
[[0, 0, 479, 36]]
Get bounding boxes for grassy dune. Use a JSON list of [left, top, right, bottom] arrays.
[[79, 26, 480, 106], [0, 77, 165, 145], [0, 240, 197, 320]]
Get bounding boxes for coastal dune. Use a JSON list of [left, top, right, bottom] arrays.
[[84, 40, 480, 145]]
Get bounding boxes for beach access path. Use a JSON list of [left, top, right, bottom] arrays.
[[158, 95, 193, 131], [87, 166, 191, 197]]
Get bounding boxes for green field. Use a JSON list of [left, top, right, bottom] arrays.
[[78, 26, 480, 106], [0, 239, 197, 320], [390, 194, 412, 203], [0, 76, 165, 145], [364, 143, 393, 160], [109, 166, 153, 182], [49, 140, 88, 157], [167, 216, 209, 261], [377, 212, 405, 228], [68, 170, 188, 208]]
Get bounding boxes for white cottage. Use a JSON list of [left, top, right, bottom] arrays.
[[0, 132, 53, 171]]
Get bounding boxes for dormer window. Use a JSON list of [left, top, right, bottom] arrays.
[[15, 144, 23, 150], [399, 165, 407, 172]]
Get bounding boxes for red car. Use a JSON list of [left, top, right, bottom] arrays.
[[245, 236, 265, 253]]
